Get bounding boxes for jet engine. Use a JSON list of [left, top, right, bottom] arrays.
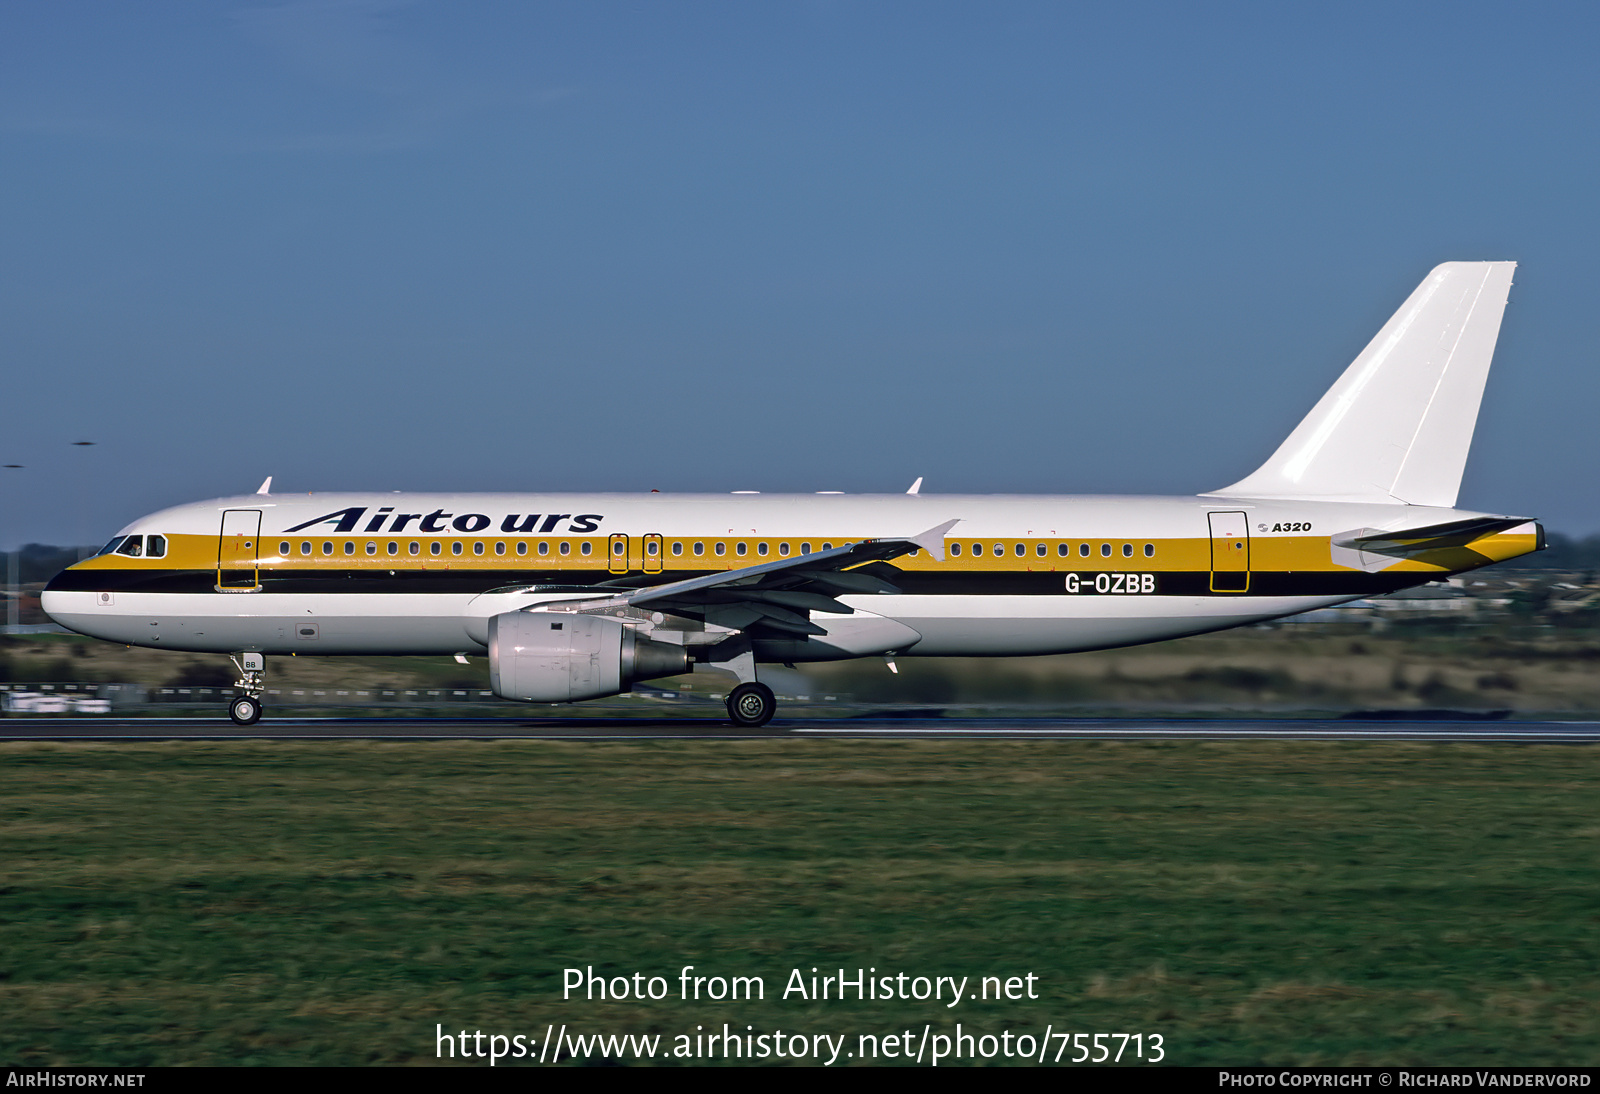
[[488, 611, 690, 702]]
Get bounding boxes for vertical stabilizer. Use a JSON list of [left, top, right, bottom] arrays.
[[1210, 261, 1515, 507]]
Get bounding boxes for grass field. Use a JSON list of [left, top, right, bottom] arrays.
[[2, 739, 1597, 1066]]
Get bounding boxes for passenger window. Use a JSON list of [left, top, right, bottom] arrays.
[[612, 541, 624, 556], [539, 541, 550, 556], [647, 541, 659, 556], [560, 542, 570, 555], [473, 541, 484, 556], [756, 542, 767, 556], [994, 543, 1004, 556], [344, 542, 355, 556], [580, 542, 592, 556], [1036, 543, 1046, 557], [672, 542, 683, 556], [117, 536, 143, 557], [408, 542, 419, 556], [950, 542, 962, 556], [1144, 543, 1155, 557], [972, 543, 983, 556], [495, 542, 505, 556], [779, 543, 789, 556], [302, 542, 312, 556], [822, 542, 833, 551], [451, 542, 463, 556], [387, 542, 398, 556], [1057, 543, 1067, 557], [430, 542, 441, 556], [1014, 544, 1024, 557], [323, 542, 334, 555], [1122, 543, 1133, 557], [517, 542, 527, 556], [694, 542, 705, 556], [715, 543, 726, 556], [1100, 543, 1111, 557], [736, 543, 747, 556], [367, 542, 377, 555]]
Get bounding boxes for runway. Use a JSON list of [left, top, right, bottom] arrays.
[[3, 714, 1599, 742]]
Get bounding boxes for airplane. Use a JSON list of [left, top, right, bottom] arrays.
[[42, 262, 1542, 727]]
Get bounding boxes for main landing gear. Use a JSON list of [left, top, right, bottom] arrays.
[[229, 652, 266, 726], [726, 682, 776, 728], [701, 646, 778, 728]]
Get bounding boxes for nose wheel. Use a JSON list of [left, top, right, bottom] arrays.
[[726, 682, 776, 727], [228, 652, 266, 725]]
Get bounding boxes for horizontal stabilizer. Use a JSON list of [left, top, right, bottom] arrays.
[[1212, 262, 1516, 507], [1331, 516, 1535, 573]]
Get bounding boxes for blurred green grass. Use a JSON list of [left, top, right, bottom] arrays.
[[2, 740, 1597, 1066]]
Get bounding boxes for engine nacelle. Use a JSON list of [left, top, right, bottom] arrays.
[[488, 611, 690, 702]]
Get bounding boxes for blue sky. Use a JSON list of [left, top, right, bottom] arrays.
[[4, 1, 1599, 546]]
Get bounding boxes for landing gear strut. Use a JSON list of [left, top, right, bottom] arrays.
[[726, 682, 776, 728], [229, 652, 266, 726], [697, 646, 778, 728]]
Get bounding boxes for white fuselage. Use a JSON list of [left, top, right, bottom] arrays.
[[42, 490, 1521, 660]]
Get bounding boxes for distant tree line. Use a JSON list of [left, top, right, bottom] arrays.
[[1, 544, 92, 584], [1492, 531, 1600, 571]]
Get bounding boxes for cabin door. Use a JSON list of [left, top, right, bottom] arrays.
[[218, 510, 262, 591], [1207, 511, 1250, 593]]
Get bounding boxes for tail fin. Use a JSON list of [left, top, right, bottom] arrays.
[[1210, 261, 1516, 507]]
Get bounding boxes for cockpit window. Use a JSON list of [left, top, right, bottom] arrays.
[[145, 535, 167, 559], [116, 536, 144, 557], [97, 537, 126, 557]]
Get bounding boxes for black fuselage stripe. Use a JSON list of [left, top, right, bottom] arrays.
[[47, 568, 1429, 598]]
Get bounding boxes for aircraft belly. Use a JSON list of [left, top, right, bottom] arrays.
[[861, 594, 1350, 656], [46, 588, 1354, 658], [41, 590, 482, 655]]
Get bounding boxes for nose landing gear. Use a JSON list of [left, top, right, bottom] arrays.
[[229, 652, 266, 725]]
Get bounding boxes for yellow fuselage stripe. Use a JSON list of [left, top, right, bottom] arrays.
[[71, 531, 1541, 576]]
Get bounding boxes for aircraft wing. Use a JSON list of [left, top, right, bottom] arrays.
[[563, 519, 958, 637]]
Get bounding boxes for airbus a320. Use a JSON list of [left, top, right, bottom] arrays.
[[43, 262, 1541, 726]]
